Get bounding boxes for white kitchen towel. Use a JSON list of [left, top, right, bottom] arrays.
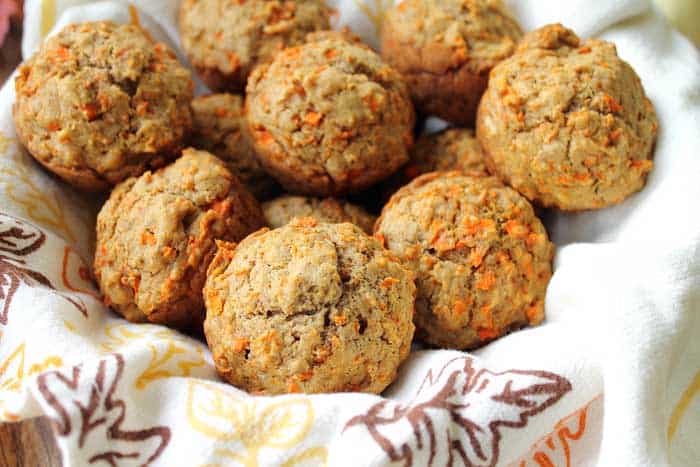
[[0, 0, 697, 466]]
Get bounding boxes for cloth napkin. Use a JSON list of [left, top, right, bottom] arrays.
[[0, 0, 698, 465]]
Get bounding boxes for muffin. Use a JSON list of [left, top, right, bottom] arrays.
[[13, 21, 193, 191], [375, 172, 553, 350], [94, 148, 264, 330], [263, 195, 376, 234], [381, 0, 522, 126], [245, 34, 415, 196], [203, 218, 416, 394], [190, 93, 278, 199], [477, 24, 658, 210], [179, 0, 331, 91], [381, 128, 489, 199]]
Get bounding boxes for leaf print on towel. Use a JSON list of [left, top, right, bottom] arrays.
[[37, 353, 171, 466], [0, 137, 79, 244], [187, 380, 327, 466], [0, 212, 88, 325], [345, 357, 572, 467], [100, 323, 210, 388], [514, 394, 602, 467]]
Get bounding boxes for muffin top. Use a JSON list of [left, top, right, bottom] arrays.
[[190, 93, 278, 199], [375, 172, 553, 349], [477, 24, 658, 210], [14, 21, 193, 190], [179, 0, 331, 91], [382, 0, 522, 75], [263, 195, 376, 234], [204, 219, 416, 394], [384, 128, 489, 198], [245, 35, 415, 196], [94, 148, 264, 329]]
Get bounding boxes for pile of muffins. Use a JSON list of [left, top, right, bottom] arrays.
[[13, 0, 657, 396]]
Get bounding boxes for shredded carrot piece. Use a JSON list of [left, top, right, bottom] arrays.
[[132, 275, 141, 295], [630, 159, 653, 171], [298, 370, 314, 381], [505, 220, 528, 238], [478, 327, 499, 340], [287, 382, 301, 393], [46, 122, 60, 131], [227, 52, 240, 70], [374, 233, 386, 247], [304, 111, 323, 126], [56, 46, 70, 60], [476, 271, 496, 291], [380, 277, 399, 289], [526, 303, 542, 324], [215, 107, 228, 118], [603, 94, 623, 113], [233, 338, 250, 353], [333, 315, 348, 326], [578, 46, 592, 54], [211, 199, 231, 216], [453, 300, 467, 316], [324, 48, 338, 59], [136, 101, 149, 116], [140, 231, 157, 246], [256, 130, 275, 146]]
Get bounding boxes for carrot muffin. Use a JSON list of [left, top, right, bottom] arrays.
[[381, 0, 522, 126], [178, 0, 331, 91], [381, 128, 489, 199], [13, 21, 193, 191], [375, 172, 553, 350], [245, 34, 415, 196], [477, 24, 658, 210], [190, 93, 278, 199], [203, 219, 416, 394], [94, 148, 264, 330], [263, 195, 376, 234]]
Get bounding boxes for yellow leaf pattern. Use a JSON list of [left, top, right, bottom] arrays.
[[0, 342, 63, 420], [187, 380, 327, 467], [100, 323, 209, 389], [0, 132, 79, 243], [353, 0, 395, 33]]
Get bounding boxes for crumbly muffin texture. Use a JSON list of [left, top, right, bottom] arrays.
[[190, 93, 278, 199], [179, 0, 331, 91], [14, 21, 193, 191], [381, 0, 522, 125], [94, 148, 264, 330], [246, 35, 415, 196], [477, 23, 658, 210], [375, 172, 553, 350], [203, 219, 416, 395], [381, 128, 489, 200], [263, 195, 376, 234]]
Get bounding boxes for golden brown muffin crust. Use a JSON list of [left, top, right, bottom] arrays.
[[179, 0, 331, 91], [94, 148, 264, 330], [381, 0, 522, 125], [204, 219, 416, 395], [263, 195, 377, 234], [13, 21, 193, 191], [381, 128, 490, 200], [190, 93, 278, 199], [245, 35, 415, 196], [375, 172, 553, 350], [476, 24, 658, 210]]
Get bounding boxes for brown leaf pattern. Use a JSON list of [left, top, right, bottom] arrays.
[[345, 357, 572, 467], [0, 212, 88, 325], [36, 353, 171, 466]]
